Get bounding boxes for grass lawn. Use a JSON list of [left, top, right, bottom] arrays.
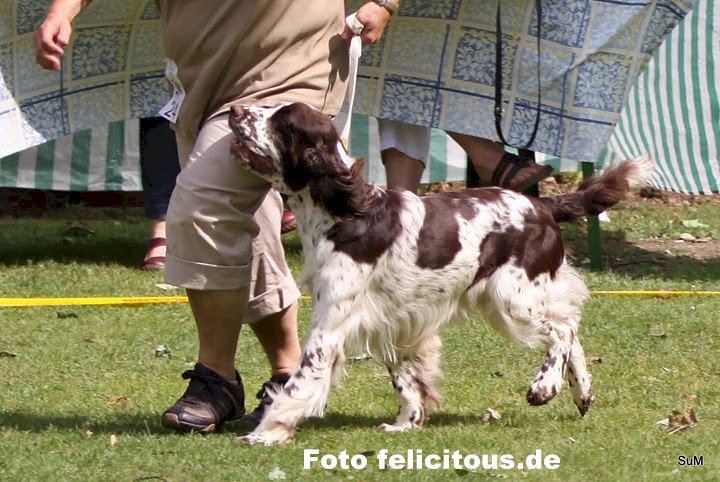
[[1, 198, 719, 481]]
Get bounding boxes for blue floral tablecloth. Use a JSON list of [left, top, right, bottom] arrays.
[[1, 0, 695, 164], [348, 0, 696, 162], [0, 0, 167, 158]]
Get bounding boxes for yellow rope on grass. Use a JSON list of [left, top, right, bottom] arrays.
[[0, 291, 719, 307]]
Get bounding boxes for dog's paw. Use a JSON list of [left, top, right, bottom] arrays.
[[237, 426, 296, 446], [526, 378, 561, 406], [575, 387, 595, 416]]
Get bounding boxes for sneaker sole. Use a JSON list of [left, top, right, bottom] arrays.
[[161, 413, 218, 433]]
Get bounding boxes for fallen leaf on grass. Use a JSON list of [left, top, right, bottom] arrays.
[[679, 394, 698, 401], [0, 351, 18, 358], [154, 283, 180, 291], [267, 467, 286, 480], [110, 434, 118, 447], [61, 222, 95, 238], [57, 311, 78, 319], [85, 430, 94, 437], [662, 409, 698, 434], [481, 408, 502, 423], [681, 219, 710, 229], [154, 345, 172, 358], [586, 356, 602, 365], [106, 396, 132, 406]]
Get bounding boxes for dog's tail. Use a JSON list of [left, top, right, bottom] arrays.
[[539, 155, 654, 223]]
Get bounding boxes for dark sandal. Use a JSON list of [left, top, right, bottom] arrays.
[[142, 237, 166, 270], [161, 363, 246, 433], [489, 152, 553, 192]]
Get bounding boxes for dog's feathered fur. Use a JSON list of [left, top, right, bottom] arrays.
[[229, 102, 654, 445]]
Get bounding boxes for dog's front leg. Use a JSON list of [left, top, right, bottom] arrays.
[[240, 328, 342, 445], [566, 332, 595, 415], [380, 336, 442, 432], [527, 323, 572, 407]]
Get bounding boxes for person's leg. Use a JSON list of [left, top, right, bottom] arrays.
[[383, 148, 424, 192], [162, 114, 300, 432], [378, 119, 430, 193], [447, 132, 552, 192], [250, 303, 300, 376], [139, 117, 180, 269]]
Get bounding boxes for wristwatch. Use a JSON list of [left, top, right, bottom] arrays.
[[373, 0, 399, 16]]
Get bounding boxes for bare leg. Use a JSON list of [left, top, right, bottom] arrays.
[[249, 302, 302, 377], [382, 148, 424, 193], [447, 132, 504, 181], [188, 288, 248, 381], [447, 131, 552, 191]]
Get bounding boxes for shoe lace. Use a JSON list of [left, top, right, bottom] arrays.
[[180, 368, 242, 410], [255, 381, 276, 408]]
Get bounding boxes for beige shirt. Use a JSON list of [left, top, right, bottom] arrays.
[[156, 1, 349, 140]]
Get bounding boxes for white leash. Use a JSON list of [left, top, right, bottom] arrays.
[[334, 14, 363, 146]]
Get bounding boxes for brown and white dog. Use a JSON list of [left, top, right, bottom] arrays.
[[229, 102, 653, 445]]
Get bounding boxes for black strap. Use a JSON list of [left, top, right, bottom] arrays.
[[494, 0, 542, 150], [490, 151, 533, 186]]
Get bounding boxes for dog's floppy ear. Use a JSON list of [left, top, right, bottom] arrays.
[[305, 146, 368, 218], [272, 103, 338, 190]]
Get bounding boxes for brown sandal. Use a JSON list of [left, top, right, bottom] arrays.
[[142, 237, 166, 271], [490, 152, 553, 192]]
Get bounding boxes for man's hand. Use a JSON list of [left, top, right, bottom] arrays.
[[35, 1, 90, 70], [342, 1, 393, 45], [35, 12, 73, 70]]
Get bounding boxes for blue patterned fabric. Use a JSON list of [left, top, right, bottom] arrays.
[[348, 0, 696, 162], [0, 0, 167, 157], [1, 0, 695, 163]]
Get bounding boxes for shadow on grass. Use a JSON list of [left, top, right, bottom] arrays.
[[0, 238, 147, 268], [0, 410, 508, 437], [564, 232, 720, 283], [0, 411, 171, 435]]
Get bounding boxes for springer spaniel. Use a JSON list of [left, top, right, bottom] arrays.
[[228, 102, 653, 445]]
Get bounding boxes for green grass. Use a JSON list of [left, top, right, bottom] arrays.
[[1, 202, 719, 481]]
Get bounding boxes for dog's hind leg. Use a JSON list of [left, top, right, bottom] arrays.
[[526, 323, 572, 407], [380, 335, 442, 432], [566, 332, 595, 415], [241, 328, 342, 445]]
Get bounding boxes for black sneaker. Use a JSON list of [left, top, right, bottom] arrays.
[[161, 363, 245, 433], [239, 373, 291, 428]]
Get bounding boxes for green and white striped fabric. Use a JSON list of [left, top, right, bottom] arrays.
[[0, 120, 141, 192], [0, 116, 468, 191], [600, 0, 720, 194], [349, 115, 466, 186]]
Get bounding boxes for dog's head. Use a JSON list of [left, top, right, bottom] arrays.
[[229, 102, 370, 217]]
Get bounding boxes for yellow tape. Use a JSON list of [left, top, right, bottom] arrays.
[[591, 291, 720, 296], [0, 292, 718, 308], [0, 296, 189, 307]]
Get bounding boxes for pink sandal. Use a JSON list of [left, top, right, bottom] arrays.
[[143, 237, 166, 270]]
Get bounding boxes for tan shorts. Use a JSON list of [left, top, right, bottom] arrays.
[[164, 114, 300, 324]]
